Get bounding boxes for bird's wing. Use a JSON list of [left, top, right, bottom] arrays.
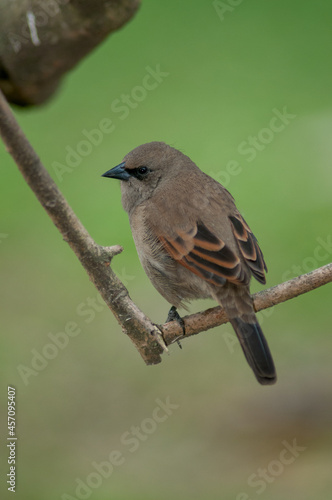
[[229, 214, 267, 284], [159, 221, 249, 286]]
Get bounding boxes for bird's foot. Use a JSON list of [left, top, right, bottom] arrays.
[[166, 306, 186, 349]]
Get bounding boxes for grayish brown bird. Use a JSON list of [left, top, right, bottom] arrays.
[[102, 142, 276, 385]]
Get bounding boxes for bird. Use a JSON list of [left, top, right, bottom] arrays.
[[102, 142, 276, 385]]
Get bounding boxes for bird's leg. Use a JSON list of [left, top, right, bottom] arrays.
[[166, 306, 186, 349], [166, 306, 186, 333]]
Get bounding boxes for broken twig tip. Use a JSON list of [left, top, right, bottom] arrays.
[[104, 245, 124, 257]]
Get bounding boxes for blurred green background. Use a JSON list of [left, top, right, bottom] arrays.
[[1, 1, 332, 499]]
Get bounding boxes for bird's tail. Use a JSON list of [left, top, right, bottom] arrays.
[[230, 317, 277, 385]]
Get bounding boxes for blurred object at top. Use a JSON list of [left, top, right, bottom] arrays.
[[0, 0, 141, 106]]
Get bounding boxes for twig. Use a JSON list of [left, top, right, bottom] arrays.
[[161, 263, 332, 344], [0, 89, 165, 365], [0, 88, 331, 365]]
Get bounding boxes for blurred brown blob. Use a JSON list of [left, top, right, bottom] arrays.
[[0, 0, 141, 106]]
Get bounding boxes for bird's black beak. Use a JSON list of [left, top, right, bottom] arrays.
[[102, 162, 131, 181]]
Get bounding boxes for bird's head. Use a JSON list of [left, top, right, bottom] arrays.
[[102, 142, 195, 213]]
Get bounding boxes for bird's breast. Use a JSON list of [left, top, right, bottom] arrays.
[[129, 206, 213, 307]]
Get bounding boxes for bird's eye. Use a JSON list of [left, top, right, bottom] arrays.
[[130, 166, 150, 180], [137, 166, 148, 175]]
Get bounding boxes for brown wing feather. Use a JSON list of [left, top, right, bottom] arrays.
[[159, 222, 249, 286], [229, 215, 267, 284]]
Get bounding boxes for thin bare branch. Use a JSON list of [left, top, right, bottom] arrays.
[[0, 89, 165, 365], [0, 88, 331, 366], [161, 263, 332, 344]]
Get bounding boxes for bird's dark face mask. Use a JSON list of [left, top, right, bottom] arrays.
[[102, 163, 153, 182], [102, 161, 160, 213]]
